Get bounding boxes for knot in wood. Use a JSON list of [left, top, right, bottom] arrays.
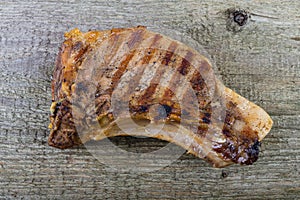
[[233, 10, 249, 26]]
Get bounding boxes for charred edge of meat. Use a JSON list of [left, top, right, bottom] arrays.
[[49, 33, 93, 149], [244, 140, 261, 164], [48, 99, 81, 149], [213, 102, 260, 165], [213, 138, 261, 165]]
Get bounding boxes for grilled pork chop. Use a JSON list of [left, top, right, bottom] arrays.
[[49, 26, 273, 167]]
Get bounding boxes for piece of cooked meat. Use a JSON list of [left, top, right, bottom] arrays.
[[48, 26, 273, 167]]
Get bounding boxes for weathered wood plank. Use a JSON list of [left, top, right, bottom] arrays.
[[0, 0, 299, 199]]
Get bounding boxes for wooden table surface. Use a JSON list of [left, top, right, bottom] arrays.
[[0, 0, 299, 199]]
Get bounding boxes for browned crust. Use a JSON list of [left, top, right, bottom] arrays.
[[48, 39, 86, 148], [212, 101, 260, 165], [48, 26, 273, 167], [49, 27, 149, 149]]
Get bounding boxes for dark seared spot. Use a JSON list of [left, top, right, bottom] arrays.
[[178, 59, 189, 75], [224, 111, 234, 126], [213, 135, 260, 165], [162, 42, 178, 66], [204, 112, 211, 118], [162, 88, 175, 101], [222, 128, 231, 137], [129, 105, 150, 117], [137, 105, 149, 112], [162, 104, 172, 116], [243, 140, 261, 165], [190, 70, 206, 92], [222, 102, 237, 133], [228, 101, 237, 109], [95, 99, 110, 116], [202, 116, 211, 124], [162, 51, 174, 66]]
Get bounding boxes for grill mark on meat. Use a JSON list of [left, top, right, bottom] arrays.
[[141, 34, 162, 64], [138, 41, 178, 105], [93, 32, 139, 117], [92, 31, 136, 98], [127, 29, 145, 49], [74, 45, 89, 62], [203, 112, 212, 124], [177, 56, 213, 137], [160, 51, 200, 126], [127, 49, 157, 90], [150, 34, 163, 48], [74, 33, 127, 120], [109, 50, 136, 95], [106, 29, 154, 96], [177, 50, 193, 76], [110, 32, 162, 96], [165, 55, 209, 112], [97, 33, 163, 117], [190, 70, 207, 93], [163, 50, 194, 101], [197, 104, 212, 136], [126, 34, 163, 93], [102, 33, 121, 65], [161, 42, 177, 66]]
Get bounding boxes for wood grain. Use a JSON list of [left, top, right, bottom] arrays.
[[0, 0, 299, 199]]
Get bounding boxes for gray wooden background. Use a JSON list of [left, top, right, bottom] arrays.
[[0, 0, 299, 199]]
